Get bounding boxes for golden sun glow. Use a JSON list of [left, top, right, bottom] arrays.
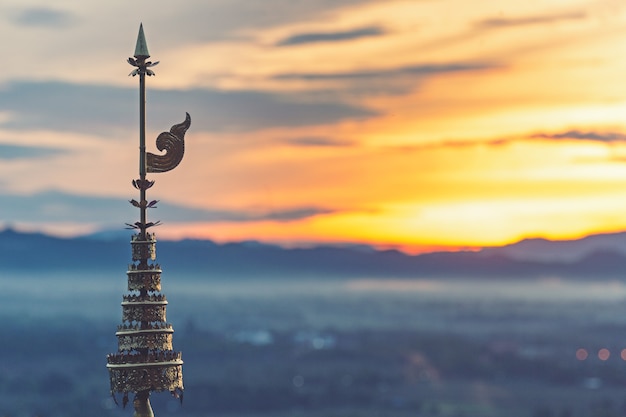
[[5, 0, 626, 252]]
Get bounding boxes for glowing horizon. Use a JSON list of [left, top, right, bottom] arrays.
[[2, 1, 626, 253]]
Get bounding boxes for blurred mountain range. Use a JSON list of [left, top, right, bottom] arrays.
[[2, 227, 626, 279], [480, 232, 626, 262]]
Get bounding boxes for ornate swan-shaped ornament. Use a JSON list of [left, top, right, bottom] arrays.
[[147, 112, 191, 173]]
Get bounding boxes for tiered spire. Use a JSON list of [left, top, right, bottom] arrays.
[[106, 24, 190, 417]]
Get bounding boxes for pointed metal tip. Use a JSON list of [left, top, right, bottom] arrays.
[[134, 23, 150, 59]]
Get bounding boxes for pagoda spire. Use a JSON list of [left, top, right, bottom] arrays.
[[107, 24, 190, 417]]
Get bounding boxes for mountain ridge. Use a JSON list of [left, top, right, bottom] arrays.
[[480, 231, 626, 262], [1, 227, 626, 279]]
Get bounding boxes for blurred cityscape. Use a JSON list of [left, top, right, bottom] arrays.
[[1, 230, 626, 416]]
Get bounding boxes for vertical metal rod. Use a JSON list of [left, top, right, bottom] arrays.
[[139, 65, 147, 241], [133, 390, 154, 417]]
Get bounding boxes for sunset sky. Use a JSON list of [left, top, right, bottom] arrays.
[[1, 0, 626, 252]]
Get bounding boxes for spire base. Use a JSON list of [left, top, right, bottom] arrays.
[[133, 391, 154, 417]]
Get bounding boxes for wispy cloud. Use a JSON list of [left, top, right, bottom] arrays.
[[171, 0, 379, 43], [529, 130, 626, 143], [0, 144, 65, 160], [260, 207, 335, 221], [391, 129, 626, 153], [0, 81, 376, 135], [285, 136, 356, 147], [160, 204, 335, 223], [412, 10, 587, 61], [276, 26, 384, 46], [0, 190, 336, 224], [466, 130, 626, 148], [476, 11, 586, 28], [12, 7, 76, 28], [273, 62, 499, 81]]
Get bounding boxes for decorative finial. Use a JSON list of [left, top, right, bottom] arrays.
[[134, 23, 150, 59], [128, 24, 159, 77], [107, 24, 188, 417]]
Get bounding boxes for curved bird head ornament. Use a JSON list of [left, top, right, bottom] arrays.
[[147, 112, 191, 173]]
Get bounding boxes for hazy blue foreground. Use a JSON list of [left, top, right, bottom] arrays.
[[2, 270, 626, 417]]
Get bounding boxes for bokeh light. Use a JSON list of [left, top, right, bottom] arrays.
[[598, 348, 610, 361]]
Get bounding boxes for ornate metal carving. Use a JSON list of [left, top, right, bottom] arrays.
[[107, 24, 187, 417], [108, 357, 183, 393], [127, 265, 162, 292], [115, 330, 174, 351], [147, 113, 190, 173], [131, 233, 157, 260], [122, 301, 168, 323]]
